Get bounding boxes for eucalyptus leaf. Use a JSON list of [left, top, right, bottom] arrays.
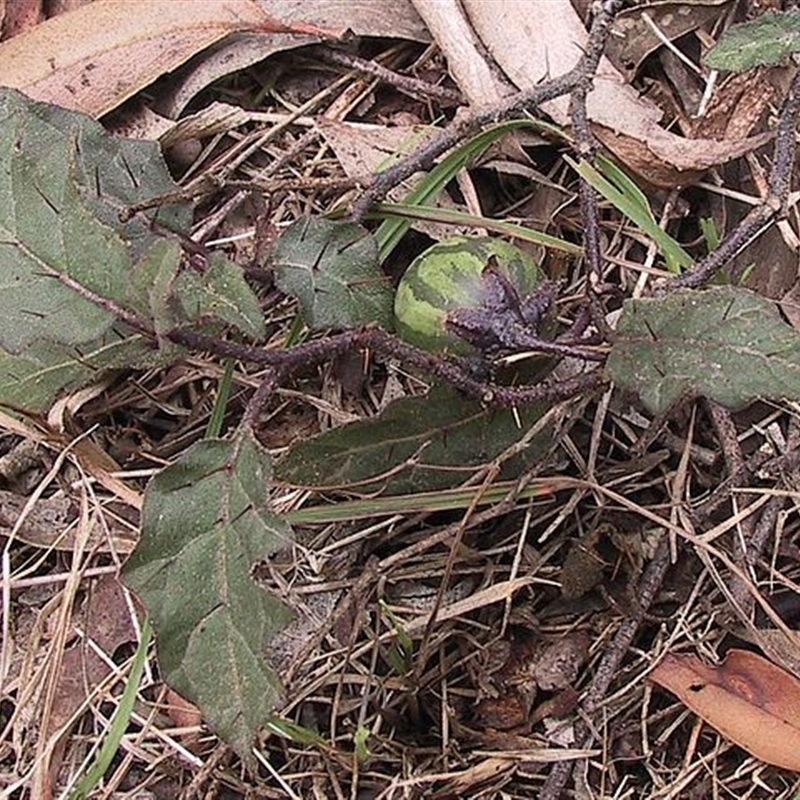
[[276, 384, 554, 494], [703, 10, 800, 72], [270, 217, 394, 331], [123, 433, 295, 764], [607, 286, 800, 413]]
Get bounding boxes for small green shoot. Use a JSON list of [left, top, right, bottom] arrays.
[[699, 217, 720, 253], [205, 359, 234, 438], [284, 313, 307, 347], [379, 599, 414, 675], [69, 620, 152, 800], [354, 725, 372, 763], [566, 154, 693, 273], [265, 715, 326, 745]]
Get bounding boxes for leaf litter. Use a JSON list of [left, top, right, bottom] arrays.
[[4, 2, 800, 799]]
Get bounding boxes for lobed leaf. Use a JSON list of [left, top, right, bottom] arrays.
[[0, 88, 265, 411], [607, 286, 800, 414], [0, 332, 165, 414], [175, 254, 266, 341], [271, 217, 393, 331], [123, 433, 295, 764]]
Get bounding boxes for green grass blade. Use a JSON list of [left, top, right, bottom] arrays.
[[375, 119, 561, 262], [69, 620, 152, 800], [206, 359, 234, 439], [283, 477, 570, 525], [594, 155, 657, 222], [372, 203, 582, 255], [265, 715, 326, 745], [565, 154, 693, 273]]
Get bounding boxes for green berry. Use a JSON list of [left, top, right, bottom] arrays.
[[393, 236, 545, 354]]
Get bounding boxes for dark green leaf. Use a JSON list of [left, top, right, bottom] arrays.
[[175, 253, 266, 341], [270, 217, 393, 330], [0, 88, 266, 411], [703, 10, 800, 72], [0, 88, 190, 353], [276, 385, 554, 494], [607, 286, 800, 413], [123, 433, 295, 764], [0, 331, 166, 414]]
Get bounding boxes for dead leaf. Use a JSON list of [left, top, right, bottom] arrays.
[[473, 630, 589, 730], [462, 0, 660, 128], [433, 757, 515, 799], [46, 576, 140, 786], [0, 0, 333, 117], [319, 119, 433, 177], [319, 119, 476, 241], [694, 68, 779, 141], [605, 1, 730, 81], [156, 100, 250, 148], [156, 0, 430, 118], [0, 490, 138, 553], [164, 688, 203, 730], [457, 0, 770, 186], [533, 633, 590, 691], [651, 649, 800, 770], [561, 527, 607, 600], [592, 124, 771, 188], [409, 0, 509, 108], [1, 0, 41, 39]]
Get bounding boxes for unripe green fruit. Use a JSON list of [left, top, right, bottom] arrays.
[[394, 236, 546, 354]]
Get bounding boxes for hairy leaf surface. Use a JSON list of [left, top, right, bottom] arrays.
[[123, 433, 294, 764], [271, 217, 393, 330], [703, 10, 800, 72], [276, 385, 554, 494], [0, 88, 264, 410], [607, 286, 800, 413], [0, 88, 189, 353]]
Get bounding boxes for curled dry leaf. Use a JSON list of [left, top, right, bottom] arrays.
[[46, 576, 140, 786], [457, 0, 770, 186], [0, 0, 333, 117], [650, 649, 800, 771], [605, 1, 729, 81], [155, 0, 430, 118]]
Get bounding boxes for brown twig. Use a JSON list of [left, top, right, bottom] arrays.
[[166, 326, 608, 408], [540, 535, 673, 800], [350, 0, 622, 220], [568, 40, 615, 340], [705, 400, 746, 480], [313, 46, 463, 105], [670, 66, 800, 290]]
